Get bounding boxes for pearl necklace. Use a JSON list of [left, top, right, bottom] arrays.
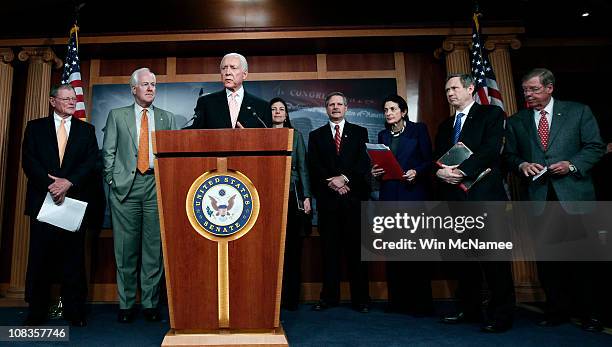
[[390, 122, 405, 137]]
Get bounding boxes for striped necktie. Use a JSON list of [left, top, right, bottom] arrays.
[[452, 112, 464, 144], [334, 124, 341, 155]]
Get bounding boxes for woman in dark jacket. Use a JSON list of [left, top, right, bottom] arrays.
[[371, 94, 434, 315], [270, 97, 311, 310]]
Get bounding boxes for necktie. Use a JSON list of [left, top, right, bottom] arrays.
[[137, 109, 149, 174], [229, 92, 239, 128], [334, 124, 341, 155], [538, 110, 549, 151], [57, 118, 67, 166], [452, 112, 464, 144]]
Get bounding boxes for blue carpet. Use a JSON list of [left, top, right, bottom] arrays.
[[1, 303, 610, 346]]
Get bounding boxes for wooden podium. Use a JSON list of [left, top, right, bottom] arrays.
[[153, 129, 293, 346]]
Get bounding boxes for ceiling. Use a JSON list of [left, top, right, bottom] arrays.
[[1, 0, 611, 39]]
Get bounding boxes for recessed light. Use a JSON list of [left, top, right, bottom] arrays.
[[581, 11, 590, 17]]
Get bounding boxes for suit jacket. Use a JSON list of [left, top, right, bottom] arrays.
[[433, 103, 507, 201], [504, 100, 605, 201], [378, 121, 432, 201], [290, 130, 311, 198], [189, 89, 271, 129], [102, 104, 177, 201], [22, 115, 98, 217], [308, 121, 371, 211]]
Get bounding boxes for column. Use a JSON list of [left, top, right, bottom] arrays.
[[0, 48, 15, 251], [6, 47, 61, 299], [435, 36, 472, 75], [435, 36, 471, 115], [485, 35, 521, 116], [485, 36, 541, 301]]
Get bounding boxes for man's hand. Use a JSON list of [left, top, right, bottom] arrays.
[[548, 161, 570, 175], [48, 174, 72, 204], [371, 164, 385, 178], [403, 169, 417, 182], [518, 162, 545, 177], [326, 176, 350, 195], [436, 165, 463, 185], [327, 176, 346, 190], [606, 143, 612, 154], [303, 197, 312, 214]]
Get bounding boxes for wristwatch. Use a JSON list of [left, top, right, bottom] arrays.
[[568, 163, 577, 173]]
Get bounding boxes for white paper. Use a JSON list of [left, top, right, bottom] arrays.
[[36, 193, 88, 232], [532, 166, 548, 181], [366, 143, 390, 150]]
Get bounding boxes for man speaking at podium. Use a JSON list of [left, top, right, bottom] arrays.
[[188, 53, 271, 129]]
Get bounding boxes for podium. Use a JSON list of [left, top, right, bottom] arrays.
[[153, 129, 293, 346]]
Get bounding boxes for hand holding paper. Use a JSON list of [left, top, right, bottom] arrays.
[[36, 192, 88, 232], [366, 143, 404, 180]]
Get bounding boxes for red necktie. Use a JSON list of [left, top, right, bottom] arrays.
[[334, 124, 341, 155], [538, 110, 549, 151]]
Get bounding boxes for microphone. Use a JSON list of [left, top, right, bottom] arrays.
[[182, 108, 200, 129], [246, 106, 268, 128]]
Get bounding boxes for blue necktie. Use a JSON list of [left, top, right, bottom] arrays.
[[452, 113, 464, 144]]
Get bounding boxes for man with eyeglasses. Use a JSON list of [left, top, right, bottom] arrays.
[[102, 67, 177, 323], [22, 84, 98, 327], [504, 68, 605, 331]]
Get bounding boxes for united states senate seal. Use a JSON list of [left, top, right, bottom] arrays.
[[186, 170, 260, 242]]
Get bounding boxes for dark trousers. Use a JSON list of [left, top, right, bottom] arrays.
[[451, 261, 515, 325], [386, 261, 433, 314], [536, 183, 598, 320], [318, 202, 369, 306], [25, 219, 87, 320], [281, 193, 306, 308]]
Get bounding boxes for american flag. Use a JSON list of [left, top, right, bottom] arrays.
[[61, 24, 86, 119], [470, 11, 505, 111]]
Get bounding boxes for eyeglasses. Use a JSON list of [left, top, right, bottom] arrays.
[[522, 86, 544, 95], [55, 97, 78, 102]]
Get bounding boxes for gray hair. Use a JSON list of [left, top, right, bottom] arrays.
[[129, 67, 156, 87], [220, 53, 248, 72], [522, 68, 555, 87], [50, 84, 75, 97], [446, 73, 475, 89], [324, 91, 348, 107]]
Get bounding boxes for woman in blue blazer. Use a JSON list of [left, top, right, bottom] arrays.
[[372, 94, 434, 315]]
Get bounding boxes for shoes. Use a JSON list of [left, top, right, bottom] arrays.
[[581, 318, 603, 333], [312, 300, 330, 311], [481, 322, 512, 333], [356, 303, 369, 313], [117, 309, 135, 323], [537, 317, 568, 327], [441, 312, 467, 324], [143, 308, 161, 322]]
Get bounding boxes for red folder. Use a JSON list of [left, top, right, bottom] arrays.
[[366, 143, 405, 180]]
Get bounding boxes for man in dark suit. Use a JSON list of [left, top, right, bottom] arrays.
[[504, 68, 605, 331], [188, 53, 270, 129], [308, 92, 371, 313], [434, 74, 514, 332], [22, 84, 98, 327]]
